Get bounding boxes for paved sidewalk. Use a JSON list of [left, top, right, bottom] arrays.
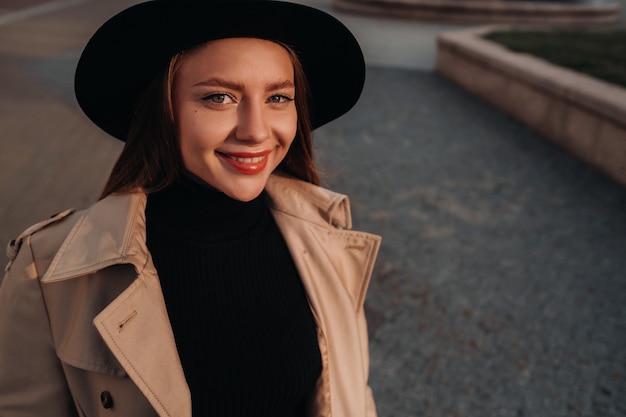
[[0, 0, 56, 14], [1, 1, 625, 416], [0, 0, 95, 24]]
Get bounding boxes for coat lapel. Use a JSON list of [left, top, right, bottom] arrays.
[[41, 192, 191, 417], [266, 174, 382, 416], [94, 259, 191, 417]]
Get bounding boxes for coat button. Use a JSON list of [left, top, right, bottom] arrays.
[[100, 391, 114, 409]]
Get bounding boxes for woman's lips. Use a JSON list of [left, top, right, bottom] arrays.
[[217, 150, 271, 174]]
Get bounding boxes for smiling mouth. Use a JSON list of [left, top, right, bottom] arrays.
[[217, 151, 270, 174]]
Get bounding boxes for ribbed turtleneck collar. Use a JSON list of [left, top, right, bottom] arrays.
[[145, 175, 269, 243]]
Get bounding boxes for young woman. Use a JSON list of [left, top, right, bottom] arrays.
[[0, 1, 381, 416]]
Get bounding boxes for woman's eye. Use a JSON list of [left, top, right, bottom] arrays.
[[268, 94, 293, 104], [202, 93, 233, 104]]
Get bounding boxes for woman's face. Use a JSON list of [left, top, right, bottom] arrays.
[[173, 37, 297, 202]]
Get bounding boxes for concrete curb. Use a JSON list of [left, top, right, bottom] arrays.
[[435, 25, 626, 187], [333, 0, 621, 26]]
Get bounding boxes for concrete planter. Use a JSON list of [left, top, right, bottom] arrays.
[[436, 25, 626, 186]]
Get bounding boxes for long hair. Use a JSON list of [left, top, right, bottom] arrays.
[[99, 41, 319, 199]]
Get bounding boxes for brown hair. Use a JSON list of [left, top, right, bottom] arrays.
[[99, 41, 319, 199]]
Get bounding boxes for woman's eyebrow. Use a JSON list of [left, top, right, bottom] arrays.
[[192, 78, 244, 90], [266, 79, 295, 92], [192, 78, 294, 92]]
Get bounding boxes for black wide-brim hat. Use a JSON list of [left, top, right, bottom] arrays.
[[74, 0, 365, 141]]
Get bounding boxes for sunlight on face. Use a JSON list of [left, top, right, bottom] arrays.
[[173, 37, 298, 202]]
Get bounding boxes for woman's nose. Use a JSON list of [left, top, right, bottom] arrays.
[[235, 101, 269, 143]]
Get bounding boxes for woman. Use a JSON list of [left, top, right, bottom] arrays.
[[0, 1, 381, 416]]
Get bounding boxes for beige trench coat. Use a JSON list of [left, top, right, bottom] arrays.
[[0, 174, 381, 417]]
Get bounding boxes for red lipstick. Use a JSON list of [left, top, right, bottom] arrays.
[[217, 150, 271, 174]]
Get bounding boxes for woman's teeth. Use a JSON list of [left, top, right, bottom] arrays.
[[228, 155, 265, 163]]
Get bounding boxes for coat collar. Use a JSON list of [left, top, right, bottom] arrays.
[[265, 173, 352, 229], [41, 191, 149, 283], [41, 174, 353, 283]]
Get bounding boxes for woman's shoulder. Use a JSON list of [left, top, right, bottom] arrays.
[[4, 207, 80, 275], [5, 192, 146, 275]]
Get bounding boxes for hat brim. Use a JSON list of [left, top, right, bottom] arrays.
[[74, 0, 365, 141]]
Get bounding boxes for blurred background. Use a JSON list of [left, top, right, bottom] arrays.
[[1, 0, 625, 416]]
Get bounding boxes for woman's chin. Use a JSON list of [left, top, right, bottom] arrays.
[[220, 180, 267, 202]]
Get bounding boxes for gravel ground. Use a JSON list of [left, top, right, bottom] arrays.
[[314, 67, 626, 417]]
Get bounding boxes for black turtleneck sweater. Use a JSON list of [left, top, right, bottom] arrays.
[[145, 177, 322, 417]]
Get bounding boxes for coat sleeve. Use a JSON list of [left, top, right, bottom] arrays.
[[0, 235, 78, 417]]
